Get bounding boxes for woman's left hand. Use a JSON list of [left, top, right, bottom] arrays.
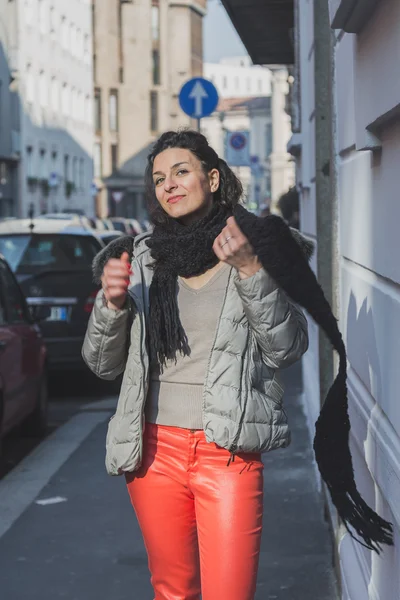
[[213, 216, 263, 279]]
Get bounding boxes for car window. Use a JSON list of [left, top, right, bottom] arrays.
[[0, 260, 29, 324], [0, 235, 30, 271], [0, 283, 6, 325], [0, 234, 101, 273]]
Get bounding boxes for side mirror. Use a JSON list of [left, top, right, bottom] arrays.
[[29, 305, 51, 322]]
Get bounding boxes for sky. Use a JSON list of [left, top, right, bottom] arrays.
[[203, 0, 248, 63]]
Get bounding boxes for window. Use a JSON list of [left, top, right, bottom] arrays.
[[39, 0, 47, 35], [71, 88, 77, 118], [39, 149, 46, 179], [62, 83, 69, 116], [78, 92, 84, 121], [26, 146, 34, 177], [64, 154, 69, 182], [49, 6, 55, 35], [39, 71, 47, 107], [25, 0, 34, 25], [79, 158, 84, 190], [151, 1, 160, 41], [26, 65, 35, 105], [222, 76, 227, 90], [85, 95, 92, 125], [0, 235, 101, 275], [72, 157, 77, 187], [0, 279, 5, 324], [76, 28, 82, 57], [111, 144, 118, 173], [94, 143, 102, 178], [51, 150, 58, 182], [152, 49, 160, 85], [265, 172, 271, 196], [84, 34, 90, 63], [247, 77, 251, 92], [150, 91, 158, 132], [61, 17, 68, 49], [0, 260, 29, 324], [51, 77, 59, 111], [70, 23, 76, 54], [265, 122, 273, 157], [108, 90, 118, 132]]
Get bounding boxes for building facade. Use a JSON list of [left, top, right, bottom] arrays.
[[204, 55, 271, 98], [92, 0, 206, 219], [218, 0, 400, 597], [12, 0, 95, 218], [328, 1, 400, 597], [202, 59, 294, 213]]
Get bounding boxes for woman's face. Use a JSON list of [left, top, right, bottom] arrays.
[[152, 148, 220, 225]]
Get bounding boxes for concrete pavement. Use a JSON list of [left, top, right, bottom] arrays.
[[0, 364, 338, 599]]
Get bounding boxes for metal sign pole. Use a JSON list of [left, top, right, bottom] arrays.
[[197, 118, 201, 132]]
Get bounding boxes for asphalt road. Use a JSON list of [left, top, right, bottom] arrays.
[[0, 370, 121, 480]]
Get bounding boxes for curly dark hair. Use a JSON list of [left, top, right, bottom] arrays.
[[145, 130, 243, 225]]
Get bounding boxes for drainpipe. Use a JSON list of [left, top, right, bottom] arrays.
[[313, 0, 334, 414]]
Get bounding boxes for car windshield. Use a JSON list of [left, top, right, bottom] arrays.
[[112, 221, 126, 232], [0, 234, 101, 273]]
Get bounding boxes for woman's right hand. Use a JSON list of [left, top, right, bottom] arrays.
[[101, 251, 131, 310]]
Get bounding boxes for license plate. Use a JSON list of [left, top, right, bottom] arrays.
[[48, 307, 68, 321]]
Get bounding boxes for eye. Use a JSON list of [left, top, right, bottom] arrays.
[[176, 169, 188, 176], [154, 177, 164, 186]]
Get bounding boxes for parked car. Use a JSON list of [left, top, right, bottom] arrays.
[[0, 219, 104, 371], [0, 254, 48, 441], [109, 217, 136, 235], [128, 219, 144, 235], [96, 230, 124, 245], [39, 212, 93, 230]]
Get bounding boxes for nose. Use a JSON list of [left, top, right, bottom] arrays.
[[164, 175, 177, 193]]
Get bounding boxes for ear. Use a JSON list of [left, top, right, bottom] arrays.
[[208, 168, 220, 193]]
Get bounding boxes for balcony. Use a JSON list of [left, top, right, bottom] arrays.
[[219, 0, 294, 65]]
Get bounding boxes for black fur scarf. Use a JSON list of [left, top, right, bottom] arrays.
[[92, 204, 393, 554]]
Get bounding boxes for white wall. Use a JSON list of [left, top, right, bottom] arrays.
[[332, 0, 400, 595], [17, 0, 94, 217], [204, 58, 272, 99], [292, 0, 320, 441]]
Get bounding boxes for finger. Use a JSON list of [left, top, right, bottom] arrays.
[[213, 238, 226, 262], [120, 251, 130, 265], [105, 276, 130, 289], [106, 257, 130, 270], [226, 216, 246, 242], [104, 262, 131, 277]]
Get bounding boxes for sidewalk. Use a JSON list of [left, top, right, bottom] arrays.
[[0, 364, 338, 600]]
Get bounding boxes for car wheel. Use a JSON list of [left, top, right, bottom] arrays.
[[22, 375, 48, 438]]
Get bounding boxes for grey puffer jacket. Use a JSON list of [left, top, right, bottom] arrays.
[[82, 233, 309, 476]]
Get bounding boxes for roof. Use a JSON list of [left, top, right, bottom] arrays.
[[0, 218, 96, 236], [216, 95, 271, 114], [220, 0, 294, 65]]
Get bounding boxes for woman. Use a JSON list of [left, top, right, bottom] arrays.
[[82, 130, 392, 599], [82, 130, 308, 599]]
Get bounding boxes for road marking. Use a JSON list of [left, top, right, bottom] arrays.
[[0, 410, 110, 540], [36, 496, 67, 506]]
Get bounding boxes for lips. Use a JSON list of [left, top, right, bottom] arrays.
[[167, 195, 185, 204]]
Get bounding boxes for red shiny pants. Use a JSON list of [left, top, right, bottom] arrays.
[[125, 423, 264, 600]]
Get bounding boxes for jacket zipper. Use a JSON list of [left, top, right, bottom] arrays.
[[228, 327, 251, 464], [130, 287, 148, 470], [201, 267, 233, 435]]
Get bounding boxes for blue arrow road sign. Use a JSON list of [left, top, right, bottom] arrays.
[[179, 77, 219, 119]]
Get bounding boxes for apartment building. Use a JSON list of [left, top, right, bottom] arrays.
[[92, 0, 206, 218]]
